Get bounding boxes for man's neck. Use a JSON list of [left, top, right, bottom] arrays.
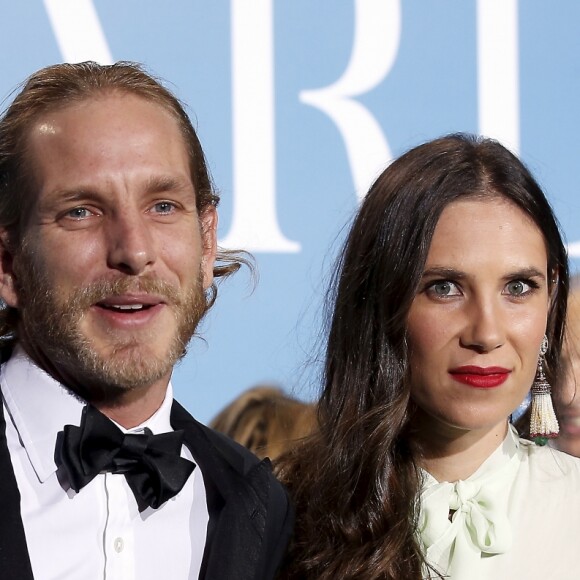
[[17, 340, 171, 429], [95, 379, 170, 429]]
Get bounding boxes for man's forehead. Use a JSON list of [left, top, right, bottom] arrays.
[[28, 92, 180, 136], [36, 122, 58, 136], [22, 94, 195, 202], [26, 94, 187, 158]]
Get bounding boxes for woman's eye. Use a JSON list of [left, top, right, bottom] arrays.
[[428, 281, 460, 297], [505, 280, 531, 296]]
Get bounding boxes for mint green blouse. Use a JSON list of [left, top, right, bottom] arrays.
[[419, 425, 580, 579]]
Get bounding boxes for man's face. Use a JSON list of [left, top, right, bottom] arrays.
[[0, 92, 217, 402]]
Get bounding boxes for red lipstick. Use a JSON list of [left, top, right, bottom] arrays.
[[449, 366, 511, 388]]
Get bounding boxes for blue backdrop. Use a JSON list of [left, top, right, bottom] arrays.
[[1, 1, 579, 422]]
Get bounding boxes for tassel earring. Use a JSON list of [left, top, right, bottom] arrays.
[[530, 335, 559, 444]]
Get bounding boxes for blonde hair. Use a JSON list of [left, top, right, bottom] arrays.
[[210, 385, 316, 460]]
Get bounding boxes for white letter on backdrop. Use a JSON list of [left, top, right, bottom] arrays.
[[222, 0, 300, 252], [299, 0, 401, 200], [567, 241, 580, 259], [477, 0, 519, 152], [43, 0, 113, 64]]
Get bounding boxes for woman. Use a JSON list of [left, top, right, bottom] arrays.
[[279, 134, 580, 579]]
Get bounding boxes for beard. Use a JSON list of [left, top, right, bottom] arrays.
[[14, 250, 207, 404]]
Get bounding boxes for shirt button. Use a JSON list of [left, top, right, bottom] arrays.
[[114, 537, 124, 553]]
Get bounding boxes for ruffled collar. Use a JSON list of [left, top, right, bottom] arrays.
[[419, 426, 522, 579]]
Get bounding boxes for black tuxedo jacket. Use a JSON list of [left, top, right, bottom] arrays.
[[0, 399, 294, 580]]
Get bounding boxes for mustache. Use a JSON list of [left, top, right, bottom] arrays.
[[67, 275, 183, 311]]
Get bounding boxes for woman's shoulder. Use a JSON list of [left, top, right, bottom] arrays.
[[508, 438, 580, 566], [517, 435, 580, 481]]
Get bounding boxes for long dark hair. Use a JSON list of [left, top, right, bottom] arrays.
[[278, 134, 569, 579]]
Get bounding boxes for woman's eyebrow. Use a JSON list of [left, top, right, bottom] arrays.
[[421, 267, 466, 279], [421, 266, 547, 281], [501, 267, 546, 281]]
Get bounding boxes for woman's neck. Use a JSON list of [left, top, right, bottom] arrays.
[[413, 413, 509, 482]]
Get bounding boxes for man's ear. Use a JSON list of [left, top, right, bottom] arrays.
[[199, 206, 218, 291], [0, 230, 18, 308]]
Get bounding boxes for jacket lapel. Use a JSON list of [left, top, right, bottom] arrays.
[[0, 401, 35, 579], [171, 401, 269, 580]]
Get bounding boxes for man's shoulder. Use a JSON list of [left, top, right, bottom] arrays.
[[190, 413, 265, 474], [172, 400, 293, 523], [171, 399, 276, 480], [172, 402, 294, 579]]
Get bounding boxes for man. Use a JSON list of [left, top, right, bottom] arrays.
[[0, 61, 292, 580]]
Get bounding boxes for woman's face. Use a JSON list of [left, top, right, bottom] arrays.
[[407, 197, 550, 439]]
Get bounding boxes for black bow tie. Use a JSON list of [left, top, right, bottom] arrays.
[[58, 405, 195, 512]]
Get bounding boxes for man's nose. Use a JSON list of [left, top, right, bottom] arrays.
[[106, 211, 156, 276]]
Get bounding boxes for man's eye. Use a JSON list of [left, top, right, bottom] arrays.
[[153, 201, 176, 214], [505, 280, 532, 296], [66, 207, 92, 219]]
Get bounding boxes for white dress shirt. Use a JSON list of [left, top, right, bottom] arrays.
[[1, 346, 209, 580]]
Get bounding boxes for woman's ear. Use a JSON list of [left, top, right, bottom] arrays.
[[0, 230, 19, 308], [548, 269, 559, 306]]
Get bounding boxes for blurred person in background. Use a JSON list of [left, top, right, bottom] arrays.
[[554, 275, 580, 457], [210, 385, 316, 460]]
